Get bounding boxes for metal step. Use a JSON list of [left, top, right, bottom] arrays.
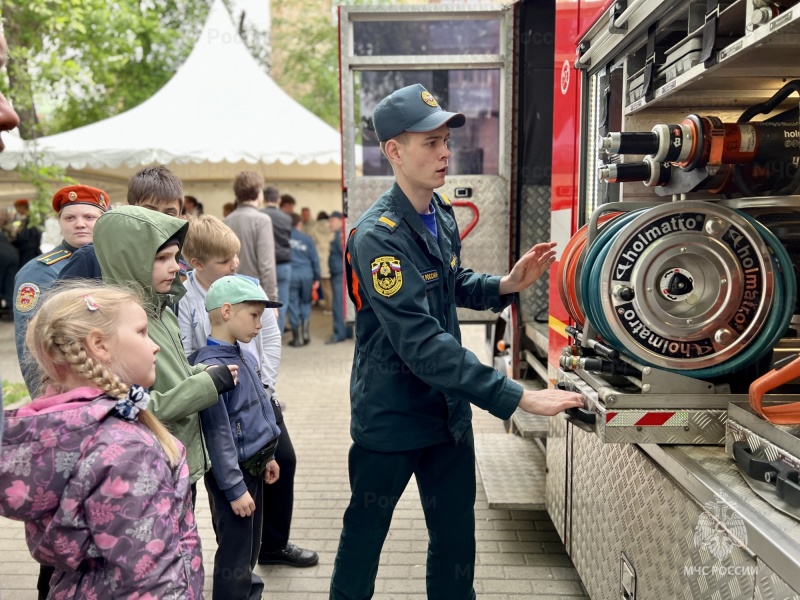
[[510, 408, 549, 439], [474, 433, 547, 510], [510, 379, 549, 439]]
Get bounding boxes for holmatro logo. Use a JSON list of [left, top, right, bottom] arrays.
[[693, 495, 747, 560]]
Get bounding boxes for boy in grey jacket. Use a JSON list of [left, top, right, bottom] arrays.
[[189, 274, 283, 600]]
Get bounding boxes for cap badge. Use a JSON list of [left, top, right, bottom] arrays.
[[68, 191, 78, 201], [421, 91, 438, 108], [98, 193, 107, 208]]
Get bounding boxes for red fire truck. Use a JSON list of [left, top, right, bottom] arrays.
[[339, 1, 800, 597]]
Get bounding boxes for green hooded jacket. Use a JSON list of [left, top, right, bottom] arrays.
[[94, 206, 219, 484]]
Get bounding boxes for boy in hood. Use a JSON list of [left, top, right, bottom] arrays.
[[93, 205, 238, 493]]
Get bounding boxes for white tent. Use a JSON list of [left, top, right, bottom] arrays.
[[0, 0, 347, 214]]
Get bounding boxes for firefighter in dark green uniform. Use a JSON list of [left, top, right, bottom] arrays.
[[329, 84, 584, 600], [13, 185, 109, 394]]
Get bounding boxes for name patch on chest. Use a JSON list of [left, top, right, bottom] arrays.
[[420, 268, 439, 286]]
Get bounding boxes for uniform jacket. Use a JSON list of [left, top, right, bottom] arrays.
[[224, 205, 278, 301], [290, 229, 321, 281], [330, 230, 344, 276], [56, 243, 103, 280], [0, 387, 204, 599], [346, 183, 524, 451], [263, 205, 293, 264], [189, 343, 280, 502], [94, 207, 219, 484], [178, 270, 281, 392], [13, 241, 79, 394]]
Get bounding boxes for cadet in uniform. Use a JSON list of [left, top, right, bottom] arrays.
[[329, 84, 584, 599], [13, 185, 109, 394]]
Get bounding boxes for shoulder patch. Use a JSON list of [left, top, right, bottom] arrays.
[[375, 212, 401, 233], [37, 248, 72, 266], [16, 282, 41, 313], [371, 256, 403, 297]]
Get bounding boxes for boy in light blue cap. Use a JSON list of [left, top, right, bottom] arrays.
[[329, 84, 584, 599], [188, 274, 283, 600]]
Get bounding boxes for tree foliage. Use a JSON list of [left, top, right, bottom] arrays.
[[0, 0, 211, 138], [272, 0, 405, 130]]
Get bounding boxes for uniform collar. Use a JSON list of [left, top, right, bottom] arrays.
[[61, 239, 79, 253], [388, 182, 443, 263]]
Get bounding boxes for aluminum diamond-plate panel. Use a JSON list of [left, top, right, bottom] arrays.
[[518, 184, 551, 324], [682, 445, 800, 546], [570, 428, 757, 600], [755, 559, 800, 600], [345, 176, 511, 322], [475, 433, 546, 510], [546, 414, 568, 544]]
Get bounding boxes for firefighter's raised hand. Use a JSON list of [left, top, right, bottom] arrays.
[[518, 388, 584, 416], [499, 242, 557, 295]]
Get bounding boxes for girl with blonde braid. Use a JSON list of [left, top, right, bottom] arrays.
[[0, 282, 204, 599]]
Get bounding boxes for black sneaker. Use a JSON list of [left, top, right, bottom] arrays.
[[258, 543, 319, 567]]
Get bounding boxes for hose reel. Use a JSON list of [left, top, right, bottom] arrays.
[[559, 201, 796, 377]]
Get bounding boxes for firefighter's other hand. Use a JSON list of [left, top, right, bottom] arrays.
[[264, 459, 280, 484], [499, 242, 557, 294], [518, 388, 584, 416]]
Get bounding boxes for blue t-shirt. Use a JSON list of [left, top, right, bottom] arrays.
[[420, 203, 438, 240]]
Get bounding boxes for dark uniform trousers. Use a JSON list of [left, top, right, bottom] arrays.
[[330, 429, 477, 600]]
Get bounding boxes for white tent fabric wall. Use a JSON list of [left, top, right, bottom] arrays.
[[0, 0, 350, 216]]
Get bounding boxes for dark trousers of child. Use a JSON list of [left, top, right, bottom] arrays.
[[205, 468, 265, 600], [260, 419, 296, 554], [329, 429, 477, 600]]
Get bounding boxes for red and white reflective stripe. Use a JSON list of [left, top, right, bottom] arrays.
[[605, 411, 689, 427]]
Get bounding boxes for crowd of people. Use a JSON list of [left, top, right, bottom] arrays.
[[0, 27, 585, 598]]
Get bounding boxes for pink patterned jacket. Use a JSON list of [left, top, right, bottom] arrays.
[[0, 386, 204, 599]]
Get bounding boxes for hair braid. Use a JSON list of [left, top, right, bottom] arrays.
[[54, 336, 130, 399], [26, 281, 181, 466]]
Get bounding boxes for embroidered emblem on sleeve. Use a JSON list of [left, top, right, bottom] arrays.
[[371, 256, 403, 297], [450, 253, 458, 272], [16, 283, 40, 313]]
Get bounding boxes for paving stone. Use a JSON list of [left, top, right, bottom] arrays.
[[0, 318, 587, 599]]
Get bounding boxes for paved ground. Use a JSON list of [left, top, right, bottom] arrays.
[[0, 310, 588, 599]]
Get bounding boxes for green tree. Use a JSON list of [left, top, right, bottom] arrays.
[[0, 0, 211, 138], [272, 0, 404, 129]]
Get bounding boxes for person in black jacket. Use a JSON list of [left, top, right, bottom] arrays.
[[11, 199, 41, 266], [262, 186, 293, 333]]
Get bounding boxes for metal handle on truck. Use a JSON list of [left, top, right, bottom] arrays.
[[732, 441, 800, 508], [557, 382, 596, 428]]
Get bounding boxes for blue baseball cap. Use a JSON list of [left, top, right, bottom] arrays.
[[373, 84, 466, 142]]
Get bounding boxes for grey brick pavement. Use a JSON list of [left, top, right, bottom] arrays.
[[0, 312, 588, 599]]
